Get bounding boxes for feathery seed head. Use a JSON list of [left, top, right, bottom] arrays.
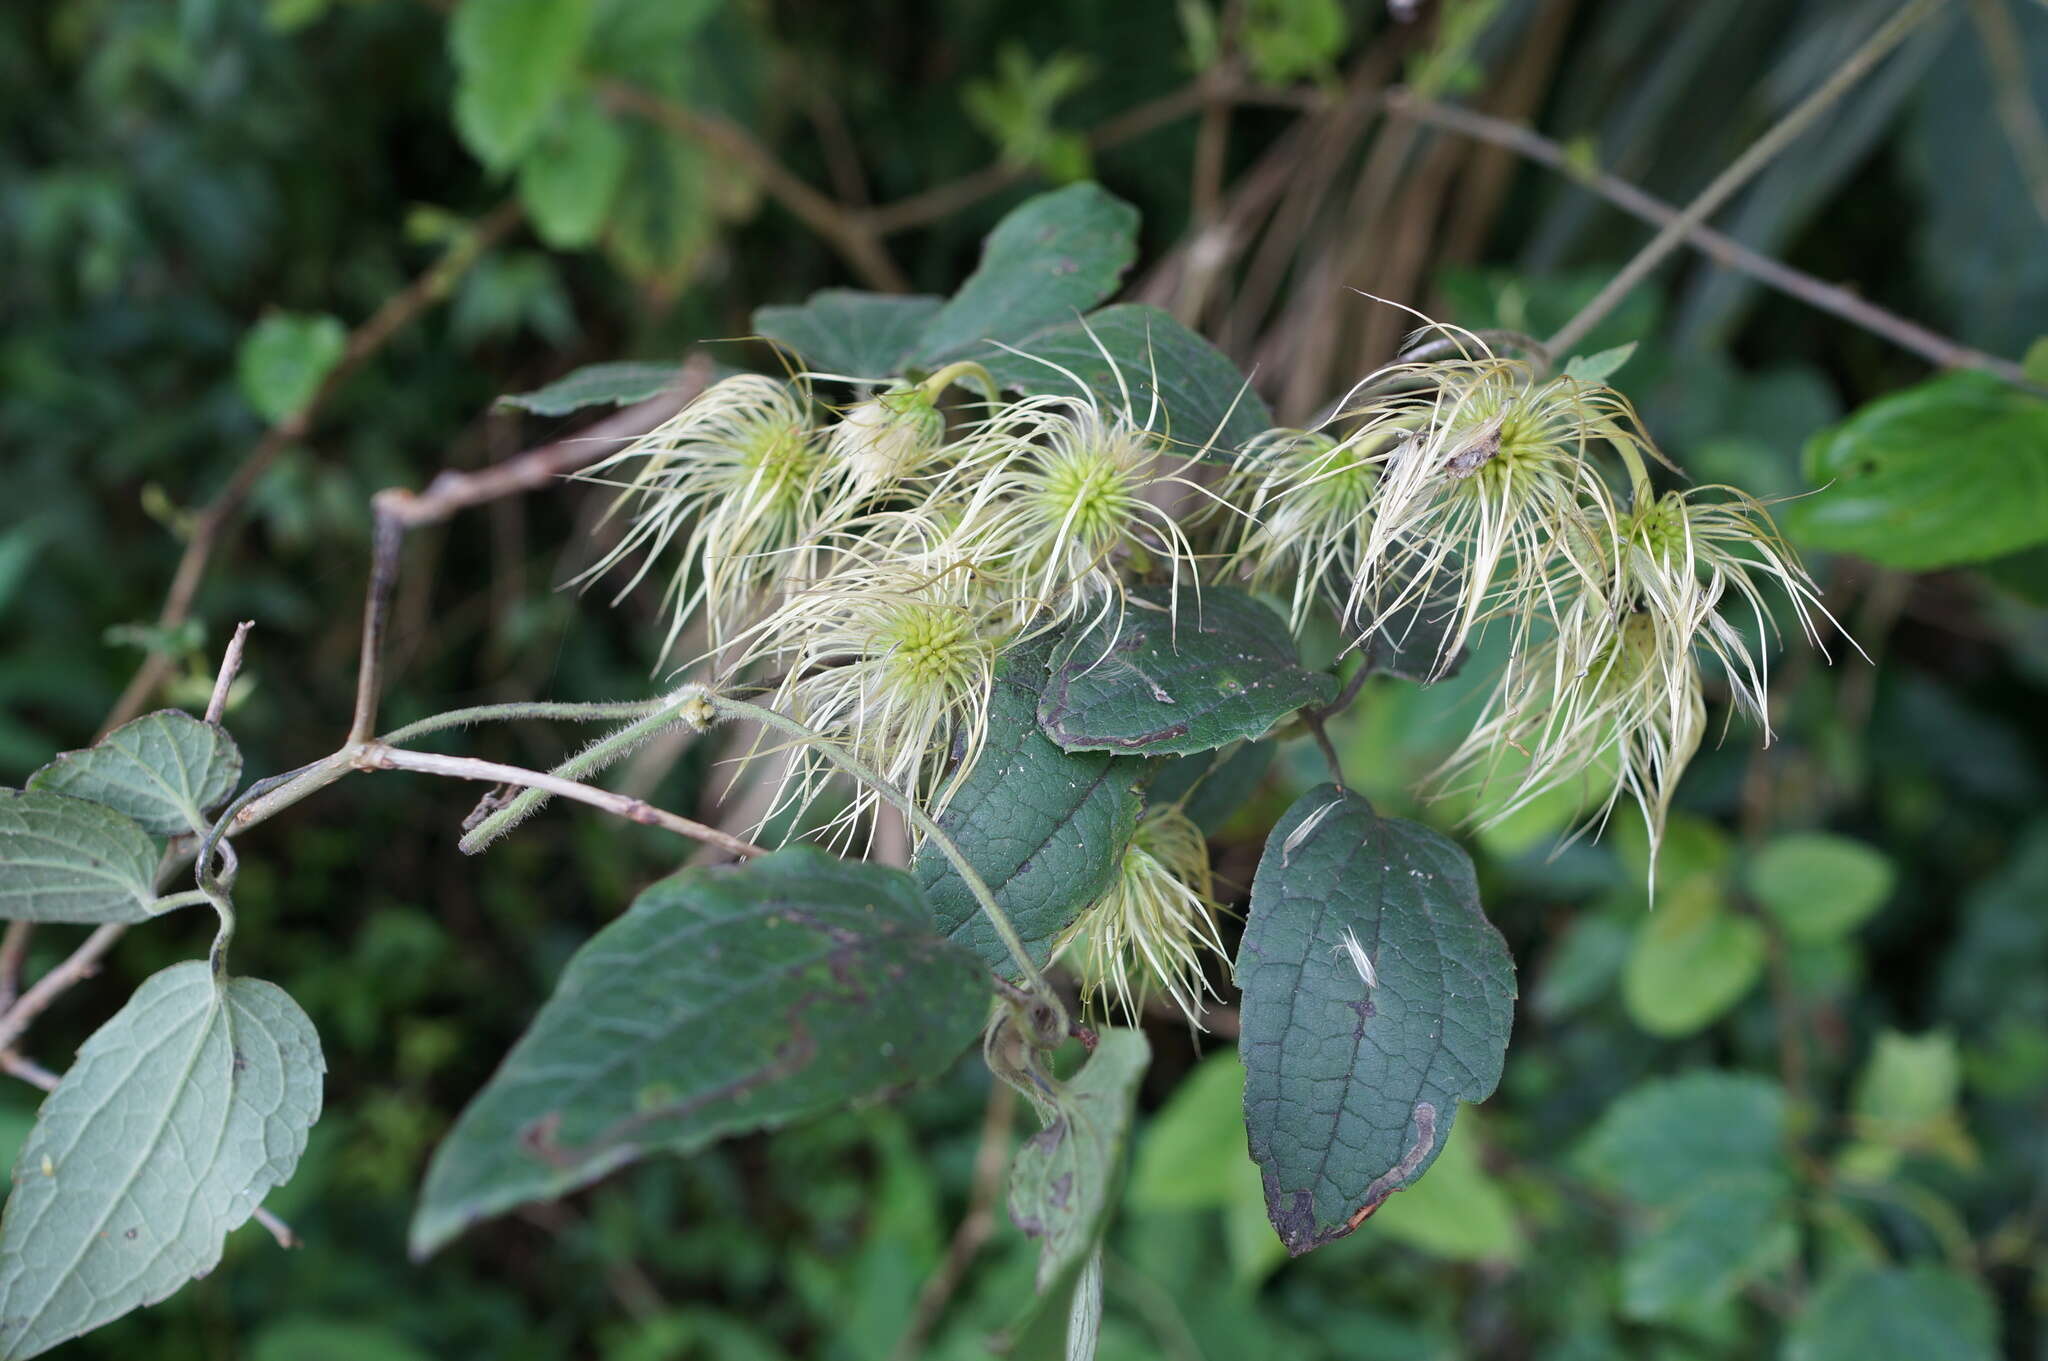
[[826, 383, 947, 497], [1341, 353, 1638, 677], [575, 374, 827, 658], [734, 547, 1014, 843], [1055, 805, 1227, 1031], [1226, 428, 1380, 632], [951, 395, 1203, 629]]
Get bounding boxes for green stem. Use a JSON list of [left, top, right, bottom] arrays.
[[459, 688, 711, 852], [148, 889, 213, 916], [919, 360, 999, 405], [711, 695, 1054, 1006], [379, 697, 672, 746]]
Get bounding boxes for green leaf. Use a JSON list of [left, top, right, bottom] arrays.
[[1577, 1071, 1787, 1206], [235, 312, 346, 424], [1237, 786, 1516, 1256], [1144, 740, 1273, 834], [979, 304, 1276, 459], [910, 183, 1138, 366], [516, 99, 630, 249], [1788, 371, 2048, 569], [1009, 1028, 1149, 1293], [1562, 341, 1638, 384], [912, 642, 1142, 976], [1038, 587, 1336, 756], [1746, 833, 1894, 942], [602, 128, 715, 287], [410, 848, 989, 1257], [1242, 0, 1346, 84], [1853, 1029, 1960, 1131], [1127, 1051, 1249, 1211], [751, 290, 945, 380], [0, 789, 159, 925], [1621, 878, 1764, 1037], [1531, 915, 1631, 1020], [1368, 1112, 1524, 1264], [1843, 1030, 1973, 1173], [1124, 1051, 1286, 1287], [450, 0, 595, 172], [497, 361, 690, 416], [28, 711, 242, 839], [1783, 1265, 1999, 1361], [2025, 336, 2048, 387], [0, 962, 323, 1360], [1620, 1172, 1794, 1321]]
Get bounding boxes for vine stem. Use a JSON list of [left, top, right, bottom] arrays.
[[1385, 91, 2032, 387], [1543, 0, 1948, 362], [709, 696, 1056, 1011], [356, 744, 766, 862], [457, 690, 714, 852]]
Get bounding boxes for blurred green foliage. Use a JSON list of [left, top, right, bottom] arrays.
[[4, 0, 2047, 1357]]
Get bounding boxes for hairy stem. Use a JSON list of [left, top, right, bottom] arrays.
[[457, 691, 714, 852]]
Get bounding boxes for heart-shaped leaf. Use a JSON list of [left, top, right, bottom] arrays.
[[979, 303, 1274, 460], [909, 183, 1138, 366], [0, 790, 160, 925], [752, 290, 944, 380], [0, 962, 323, 1360], [29, 711, 241, 839]]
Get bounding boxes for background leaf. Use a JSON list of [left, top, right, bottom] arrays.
[[409, 848, 989, 1257], [28, 711, 241, 838], [751, 290, 944, 380], [496, 361, 692, 415], [1788, 372, 2048, 570], [909, 183, 1138, 365], [1038, 586, 1335, 756], [1783, 1265, 1999, 1361], [235, 313, 347, 424], [0, 789, 159, 924], [0, 962, 323, 1360], [1746, 833, 1895, 941], [912, 643, 1142, 976], [1621, 877, 1765, 1037], [516, 99, 630, 250], [1576, 1071, 1788, 1205], [449, 0, 595, 172], [1237, 785, 1516, 1255], [1619, 1171, 1794, 1321]]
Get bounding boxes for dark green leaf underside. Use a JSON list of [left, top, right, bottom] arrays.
[[1039, 586, 1335, 756], [1237, 785, 1516, 1256]]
